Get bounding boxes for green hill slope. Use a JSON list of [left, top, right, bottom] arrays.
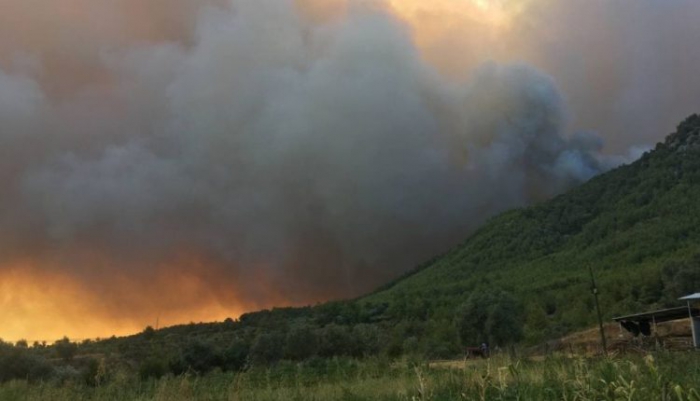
[[364, 114, 700, 342], [114, 113, 700, 356]]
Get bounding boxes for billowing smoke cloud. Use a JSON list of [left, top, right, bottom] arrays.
[[395, 0, 700, 152], [0, 0, 697, 339]]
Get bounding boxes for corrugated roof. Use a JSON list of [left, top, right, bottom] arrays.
[[613, 306, 700, 324]]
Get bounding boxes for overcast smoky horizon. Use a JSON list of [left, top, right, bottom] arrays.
[[0, 0, 699, 340]]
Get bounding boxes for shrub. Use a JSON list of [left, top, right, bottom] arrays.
[[456, 289, 524, 347], [54, 337, 78, 362], [139, 357, 169, 380], [222, 340, 249, 371], [171, 340, 221, 375], [249, 333, 285, 366], [317, 324, 354, 358], [284, 325, 318, 360], [0, 342, 54, 383]]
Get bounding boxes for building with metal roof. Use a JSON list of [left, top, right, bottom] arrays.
[[613, 293, 700, 348]]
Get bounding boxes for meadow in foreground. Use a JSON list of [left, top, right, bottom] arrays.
[[2, 352, 700, 401]]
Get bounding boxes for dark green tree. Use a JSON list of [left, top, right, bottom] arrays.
[[139, 357, 169, 380], [55, 337, 78, 362], [142, 326, 156, 340], [284, 325, 318, 360], [317, 324, 354, 358], [0, 341, 53, 383], [456, 289, 524, 347], [222, 339, 249, 371], [171, 340, 221, 374], [249, 333, 285, 366], [352, 324, 381, 357]]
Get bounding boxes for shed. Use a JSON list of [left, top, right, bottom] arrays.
[[613, 293, 700, 348], [680, 293, 700, 348], [680, 293, 700, 301]]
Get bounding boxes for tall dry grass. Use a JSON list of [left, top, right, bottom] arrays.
[[1, 352, 699, 400]]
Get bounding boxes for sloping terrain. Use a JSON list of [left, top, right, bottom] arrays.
[[364, 114, 700, 342], [101, 113, 700, 362]]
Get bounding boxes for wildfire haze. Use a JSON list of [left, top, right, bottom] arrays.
[[1, 0, 698, 341]]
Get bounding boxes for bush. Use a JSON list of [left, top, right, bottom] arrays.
[[222, 340, 249, 371], [456, 289, 524, 347], [80, 358, 103, 386], [249, 333, 285, 366], [54, 337, 78, 362], [284, 325, 318, 360], [171, 340, 221, 375], [142, 326, 156, 341], [352, 324, 382, 357], [0, 342, 54, 383], [139, 357, 169, 380], [317, 324, 354, 358]]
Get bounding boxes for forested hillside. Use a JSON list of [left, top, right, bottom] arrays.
[[365, 114, 700, 343], [3, 115, 700, 381]]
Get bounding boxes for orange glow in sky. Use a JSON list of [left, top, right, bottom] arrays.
[[0, 0, 540, 343], [0, 262, 250, 342], [383, 0, 539, 79], [388, 0, 527, 30]]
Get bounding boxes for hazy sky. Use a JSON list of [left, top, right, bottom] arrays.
[[0, 0, 698, 341]]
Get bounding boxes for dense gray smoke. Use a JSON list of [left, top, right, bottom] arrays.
[[0, 0, 697, 330], [524, 0, 700, 152]]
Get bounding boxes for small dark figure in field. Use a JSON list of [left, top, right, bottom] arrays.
[[465, 343, 490, 359], [480, 342, 490, 357]]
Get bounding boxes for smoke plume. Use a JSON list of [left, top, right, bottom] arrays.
[[0, 0, 698, 340]]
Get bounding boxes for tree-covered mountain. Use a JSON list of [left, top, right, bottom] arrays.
[[4, 115, 700, 380], [364, 114, 700, 343]]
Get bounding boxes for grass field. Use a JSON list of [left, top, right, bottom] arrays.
[[2, 352, 700, 401]]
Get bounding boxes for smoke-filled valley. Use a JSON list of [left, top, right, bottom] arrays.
[[1, 0, 699, 341]]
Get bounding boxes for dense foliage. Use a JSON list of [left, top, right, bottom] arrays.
[[2, 352, 700, 400], [367, 114, 700, 344]]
